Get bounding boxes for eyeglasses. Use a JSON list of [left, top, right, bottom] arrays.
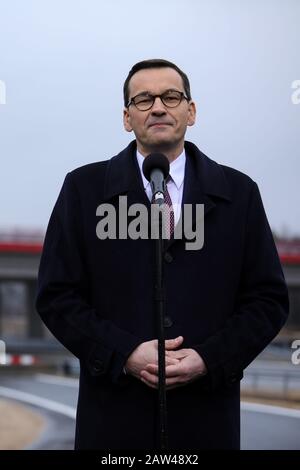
[[127, 90, 189, 111]]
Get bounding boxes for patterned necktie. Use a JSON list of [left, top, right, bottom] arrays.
[[151, 176, 175, 238], [164, 177, 175, 237]]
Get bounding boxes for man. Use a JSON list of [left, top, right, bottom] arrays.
[[36, 59, 289, 449]]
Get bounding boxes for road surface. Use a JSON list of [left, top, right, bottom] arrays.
[[0, 372, 299, 450]]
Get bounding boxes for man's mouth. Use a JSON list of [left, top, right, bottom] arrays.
[[148, 122, 172, 128]]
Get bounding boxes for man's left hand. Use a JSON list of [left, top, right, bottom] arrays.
[[140, 348, 207, 390]]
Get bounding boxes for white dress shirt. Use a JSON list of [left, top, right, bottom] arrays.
[[136, 149, 186, 226]]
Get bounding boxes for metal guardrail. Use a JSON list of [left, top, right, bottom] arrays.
[[243, 368, 300, 399]]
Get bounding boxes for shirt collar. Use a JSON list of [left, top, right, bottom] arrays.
[[136, 148, 186, 190]]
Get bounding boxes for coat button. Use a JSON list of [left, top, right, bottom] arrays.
[[93, 359, 105, 373], [164, 316, 173, 328], [228, 372, 238, 384], [164, 252, 173, 263]]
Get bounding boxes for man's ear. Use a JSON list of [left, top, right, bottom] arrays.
[[187, 101, 196, 127], [123, 108, 133, 132]]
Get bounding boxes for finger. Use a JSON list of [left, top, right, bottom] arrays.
[[144, 362, 183, 377], [166, 349, 188, 359], [142, 369, 182, 389], [146, 363, 182, 379], [166, 357, 180, 366], [165, 364, 183, 377], [146, 357, 179, 368], [145, 363, 158, 373], [166, 376, 184, 386], [140, 378, 157, 389], [165, 336, 183, 347], [141, 369, 159, 386], [165, 336, 184, 350]]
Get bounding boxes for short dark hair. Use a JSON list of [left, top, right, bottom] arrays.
[[123, 59, 192, 107]]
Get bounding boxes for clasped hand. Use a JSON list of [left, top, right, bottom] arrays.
[[125, 336, 207, 390]]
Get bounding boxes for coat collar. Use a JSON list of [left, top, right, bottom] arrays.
[[103, 139, 231, 204], [102, 140, 232, 248]]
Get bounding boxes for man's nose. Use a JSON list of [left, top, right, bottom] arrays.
[[151, 96, 167, 114]]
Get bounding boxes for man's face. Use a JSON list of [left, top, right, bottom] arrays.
[[123, 67, 196, 158]]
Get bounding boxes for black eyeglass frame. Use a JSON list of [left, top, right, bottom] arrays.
[[126, 90, 189, 111]]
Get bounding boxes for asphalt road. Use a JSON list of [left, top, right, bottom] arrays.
[[0, 372, 299, 450]]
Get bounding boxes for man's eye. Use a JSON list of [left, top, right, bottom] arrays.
[[164, 96, 178, 102], [136, 97, 152, 104]]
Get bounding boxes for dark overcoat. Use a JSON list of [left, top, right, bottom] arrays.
[[36, 140, 289, 449]]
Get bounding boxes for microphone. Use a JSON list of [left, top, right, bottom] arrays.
[[142, 153, 170, 205]]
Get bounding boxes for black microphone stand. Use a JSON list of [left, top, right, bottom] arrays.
[[153, 189, 168, 450]]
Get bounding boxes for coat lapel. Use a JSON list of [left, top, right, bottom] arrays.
[[102, 141, 152, 236], [166, 141, 232, 250], [103, 140, 149, 207]]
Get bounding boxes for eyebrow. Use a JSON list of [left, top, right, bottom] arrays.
[[134, 88, 182, 96]]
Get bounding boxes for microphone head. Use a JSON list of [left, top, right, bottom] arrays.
[[142, 153, 170, 181]]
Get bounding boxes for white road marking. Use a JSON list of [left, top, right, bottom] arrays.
[[241, 401, 300, 418], [0, 386, 76, 419], [35, 373, 79, 388], [2, 377, 299, 421]]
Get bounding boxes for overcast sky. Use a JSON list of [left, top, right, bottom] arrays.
[[0, 0, 299, 236]]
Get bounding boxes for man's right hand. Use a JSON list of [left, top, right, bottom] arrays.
[[124, 336, 184, 381]]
